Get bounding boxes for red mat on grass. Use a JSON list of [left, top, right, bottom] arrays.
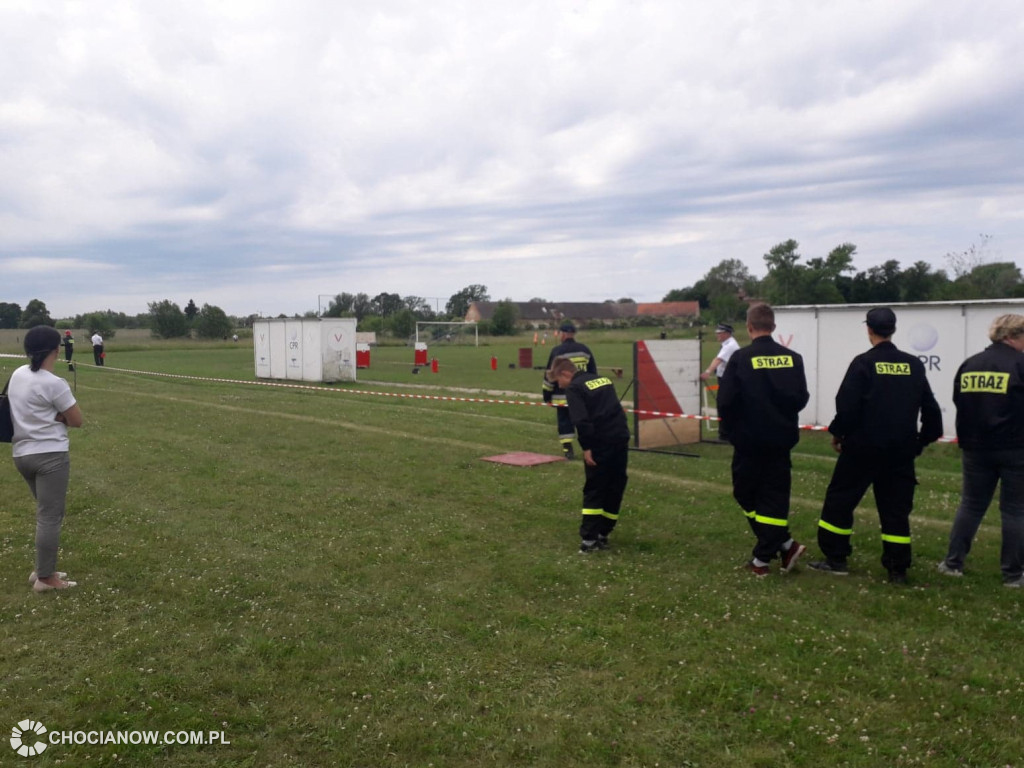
[[480, 451, 566, 466]]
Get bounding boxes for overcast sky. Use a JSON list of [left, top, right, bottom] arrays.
[[2, 1, 1022, 318]]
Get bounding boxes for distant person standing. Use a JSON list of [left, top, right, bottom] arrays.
[[809, 307, 943, 583], [91, 331, 104, 366], [717, 304, 810, 577], [542, 321, 597, 460], [938, 314, 1024, 586], [700, 322, 741, 383], [62, 331, 74, 365]]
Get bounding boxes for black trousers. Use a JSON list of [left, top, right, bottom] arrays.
[[818, 450, 917, 572], [579, 442, 629, 541], [554, 396, 575, 448], [731, 449, 793, 562], [93, 344, 104, 365]]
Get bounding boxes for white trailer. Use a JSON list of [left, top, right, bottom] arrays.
[[774, 299, 1024, 438], [253, 318, 357, 383]]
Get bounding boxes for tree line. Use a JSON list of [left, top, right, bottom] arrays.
[[0, 298, 237, 340], [319, 285, 519, 337], [0, 284, 514, 340], [664, 236, 1024, 323]]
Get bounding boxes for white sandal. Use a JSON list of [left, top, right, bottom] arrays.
[[29, 571, 67, 585], [33, 578, 77, 592]]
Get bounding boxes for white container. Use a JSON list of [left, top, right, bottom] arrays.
[[253, 318, 357, 383], [774, 299, 1024, 438]]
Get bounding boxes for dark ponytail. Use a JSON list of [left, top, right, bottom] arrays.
[[23, 326, 62, 372]]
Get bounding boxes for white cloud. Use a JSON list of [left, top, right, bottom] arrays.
[[1, 0, 1023, 316]]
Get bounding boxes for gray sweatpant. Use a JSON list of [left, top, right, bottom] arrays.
[[14, 451, 71, 579]]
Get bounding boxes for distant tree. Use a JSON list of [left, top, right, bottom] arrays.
[[446, 284, 489, 319], [19, 299, 54, 328], [114, 310, 139, 328], [184, 299, 199, 322], [760, 240, 803, 305], [78, 311, 116, 339], [148, 300, 190, 339], [665, 258, 757, 321], [371, 292, 404, 318], [0, 302, 21, 328], [945, 234, 992, 279], [386, 308, 417, 338], [900, 261, 950, 302], [325, 292, 356, 317], [706, 259, 755, 295], [359, 315, 384, 334], [757, 241, 861, 306], [195, 304, 234, 339], [617, 297, 635, 303], [955, 262, 1023, 299], [847, 260, 902, 304], [705, 258, 760, 320], [490, 300, 520, 336], [352, 293, 372, 323], [799, 245, 856, 304], [68, 309, 136, 330], [663, 285, 707, 305], [402, 295, 435, 319], [528, 297, 548, 303]]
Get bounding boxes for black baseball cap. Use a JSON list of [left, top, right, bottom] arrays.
[[715, 323, 733, 334], [864, 307, 897, 335], [559, 321, 576, 333]]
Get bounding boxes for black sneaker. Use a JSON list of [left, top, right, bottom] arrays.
[[597, 535, 610, 550], [808, 560, 849, 576], [579, 539, 601, 553], [888, 570, 908, 585], [564, 446, 576, 460]]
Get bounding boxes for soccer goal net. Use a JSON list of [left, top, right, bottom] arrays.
[[415, 321, 479, 346]]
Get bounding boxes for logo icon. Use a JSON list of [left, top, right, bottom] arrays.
[[907, 324, 939, 352], [10, 720, 47, 757]]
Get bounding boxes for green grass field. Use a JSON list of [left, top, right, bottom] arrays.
[[1, 334, 1020, 767]]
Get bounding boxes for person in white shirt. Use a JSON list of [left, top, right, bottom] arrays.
[[9, 326, 84, 591], [700, 322, 741, 382], [91, 331, 104, 365]]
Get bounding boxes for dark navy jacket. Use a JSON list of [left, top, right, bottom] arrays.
[[953, 342, 1024, 451], [564, 370, 630, 453], [828, 340, 943, 459], [718, 335, 809, 453]]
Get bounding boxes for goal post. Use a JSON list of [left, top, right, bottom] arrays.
[[415, 321, 479, 346]]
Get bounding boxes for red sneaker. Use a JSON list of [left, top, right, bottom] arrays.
[[746, 560, 770, 577], [780, 542, 807, 573]]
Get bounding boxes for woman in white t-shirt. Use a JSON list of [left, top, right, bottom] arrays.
[[9, 326, 84, 592]]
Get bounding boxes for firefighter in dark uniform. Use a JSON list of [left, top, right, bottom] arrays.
[[717, 303, 810, 577], [542, 321, 597, 460], [550, 357, 630, 552], [62, 331, 74, 366], [810, 307, 943, 583], [939, 313, 1024, 586]]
